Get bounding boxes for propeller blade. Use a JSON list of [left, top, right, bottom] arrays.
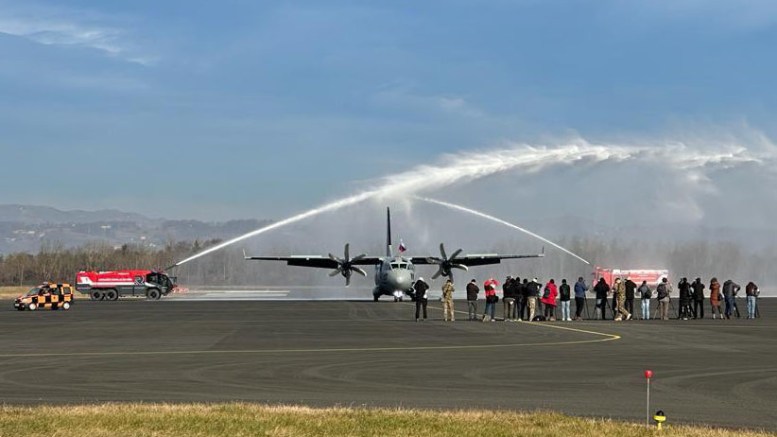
[[353, 267, 367, 277], [452, 264, 469, 271], [329, 269, 341, 277], [351, 254, 367, 262], [425, 257, 442, 264], [345, 275, 351, 287], [439, 243, 447, 260], [432, 268, 443, 280], [449, 249, 463, 260], [344, 243, 350, 260], [328, 253, 339, 261]]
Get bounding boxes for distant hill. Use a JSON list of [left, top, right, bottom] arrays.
[[0, 204, 156, 226], [0, 204, 273, 254]]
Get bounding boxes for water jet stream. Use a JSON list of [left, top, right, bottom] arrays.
[[172, 139, 773, 267], [416, 196, 591, 265]]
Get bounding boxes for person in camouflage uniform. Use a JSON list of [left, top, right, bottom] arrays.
[[613, 277, 632, 321], [442, 278, 455, 322]]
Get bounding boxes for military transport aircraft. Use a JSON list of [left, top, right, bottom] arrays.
[[245, 208, 544, 301]]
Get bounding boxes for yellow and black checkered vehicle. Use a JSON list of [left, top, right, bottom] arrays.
[[14, 283, 74, 311]]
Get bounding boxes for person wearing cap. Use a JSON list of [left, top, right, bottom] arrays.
[[441, 278, 455, 322], [502, 276, 516, 321], [465, 279, 480, 321], [413, 277, 430, 322], [691, 277, 705, 319]]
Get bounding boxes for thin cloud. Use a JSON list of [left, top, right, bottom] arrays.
[[0, 3, 154, 65]]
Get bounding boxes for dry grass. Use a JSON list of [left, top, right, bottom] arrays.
[[0, 404, 773, 437], [0, 286, 31, 299]]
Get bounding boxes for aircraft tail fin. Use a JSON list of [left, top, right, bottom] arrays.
[[386, 207, 393, 257]]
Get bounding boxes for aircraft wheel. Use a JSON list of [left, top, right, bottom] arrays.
[[373, 295, 379, 302]]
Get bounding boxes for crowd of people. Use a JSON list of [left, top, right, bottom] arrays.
[[411, 275, 762, 322]]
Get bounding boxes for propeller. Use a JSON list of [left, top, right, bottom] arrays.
[[426, 243, 468, 281], [328, 243, 367, 286]]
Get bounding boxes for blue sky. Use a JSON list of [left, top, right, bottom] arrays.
[[1, 0, 776, 220]]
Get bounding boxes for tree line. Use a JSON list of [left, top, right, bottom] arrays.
[[1, 238, 774, 289]]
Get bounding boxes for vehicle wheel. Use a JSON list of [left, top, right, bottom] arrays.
[[28, 303, 37, 311], [105, 290, 118, 301], [62, 302, 71, 310], [147, 289, 161, 300], [373, 295, 379, 302], [16, 306, 24, 311], [90, 290, 102, 301]]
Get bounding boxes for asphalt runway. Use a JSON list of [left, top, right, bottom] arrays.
[[1, 297, 775, 430]]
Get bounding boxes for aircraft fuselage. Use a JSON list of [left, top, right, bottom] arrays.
[[373, 256, 415, 301]]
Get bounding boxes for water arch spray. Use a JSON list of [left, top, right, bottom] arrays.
[[172, 139, 773, 268]]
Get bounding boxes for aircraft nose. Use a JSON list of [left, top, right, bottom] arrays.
[[389, 270, 412, 290]]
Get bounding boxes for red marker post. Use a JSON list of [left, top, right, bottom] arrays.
[[644, 370, 654, 426]]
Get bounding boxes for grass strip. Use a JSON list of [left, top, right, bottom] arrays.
[[0, 404, 773, 437]]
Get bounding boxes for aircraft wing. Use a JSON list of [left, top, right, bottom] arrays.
[[244, 255, 381, 269], [410, 253, 544, 267]]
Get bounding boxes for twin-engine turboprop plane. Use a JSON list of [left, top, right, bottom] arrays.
[[245, 208, 544, 301]]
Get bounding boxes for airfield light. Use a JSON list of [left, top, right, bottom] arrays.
[[644, 370, 653, 426], [653, 410, 666, 430]]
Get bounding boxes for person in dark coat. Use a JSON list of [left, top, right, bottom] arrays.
[[414, 277, 430, 321], [466, 279, 479, 321], [593, 278, 610, 320], [519, 278, 529, 320], [691, 277, 705, 319], [502, 276, 516, 321], [722, 279, 741, 319], [624, 277, 637, 316], [526, 278, 541, 321], [559, 279, 571, 321], [573, 277, 588, 320], [745, 281, 759, 319], [678, 277, 692, 320]]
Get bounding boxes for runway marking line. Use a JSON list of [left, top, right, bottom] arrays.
[[0, 335, 618, 359], [416, 301, 621, 342]]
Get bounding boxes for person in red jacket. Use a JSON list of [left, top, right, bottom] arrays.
[[482, 278, 499, 322], [541, 279, 558, 321]]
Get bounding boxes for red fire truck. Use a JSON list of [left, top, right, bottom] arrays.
[[75, 270, 177, 301], [593, 266, 668, 288]]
